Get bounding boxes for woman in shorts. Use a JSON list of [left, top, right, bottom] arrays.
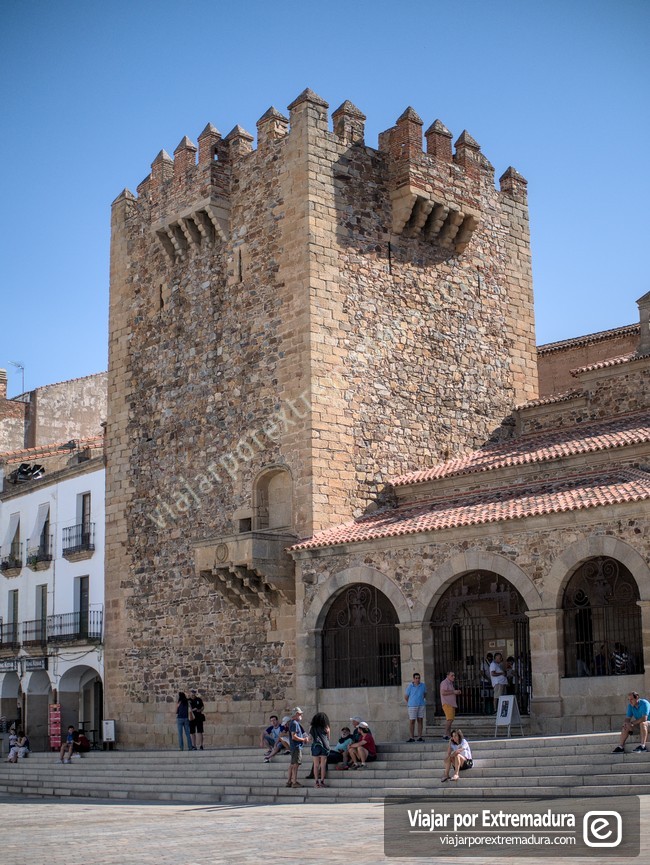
[[309, 712, 331, 788], [441, 728, 473, 782]]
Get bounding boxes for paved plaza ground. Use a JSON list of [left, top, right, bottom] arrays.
[[0, 795, 648, 865]]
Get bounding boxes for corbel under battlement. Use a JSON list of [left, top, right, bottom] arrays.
[[152, 197, 230, 262], [391, 186, 480, 253]]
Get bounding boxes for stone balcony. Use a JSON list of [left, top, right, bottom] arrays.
[[193, 531, 297, 607]]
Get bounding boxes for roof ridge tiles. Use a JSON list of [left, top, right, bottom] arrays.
[[570, 351, 650, 376], [0, 434, 104, 462], [537, 323, 639, 355], [391, 410, 650, 487], [291, 467, 650, 552]]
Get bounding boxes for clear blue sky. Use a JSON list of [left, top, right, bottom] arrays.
[[1, 0, 648, 396]]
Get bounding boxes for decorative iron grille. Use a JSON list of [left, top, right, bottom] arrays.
[[431, 571, 531, 715], [563, 557, 643, 677], [321, 584, 401, 688]]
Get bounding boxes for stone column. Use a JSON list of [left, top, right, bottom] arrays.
[[526, 608, 564, 733], [637, 600, 650, 695], [295, 626, 321, 713]]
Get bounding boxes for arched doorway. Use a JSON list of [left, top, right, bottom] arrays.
[[0, 672, 21, 731], [562, 557, 644, 678], [25, 670, 52, 751], [431, 571, 531, 715], [58, 665, 103, 744], [321, 583, 401, 688]]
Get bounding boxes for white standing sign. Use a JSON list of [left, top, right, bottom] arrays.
[[494, 695, 524, 737]]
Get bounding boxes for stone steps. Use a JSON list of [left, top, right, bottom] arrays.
[[0, 732, 645, 804]]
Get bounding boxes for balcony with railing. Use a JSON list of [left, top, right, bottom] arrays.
[[47, 610, 103, 643], [0, 620, 20, 650], [26, 535, 53, 570], [62, 523, 96, 561], [22, 618, 48, 646], [0, 543, 23, 576]]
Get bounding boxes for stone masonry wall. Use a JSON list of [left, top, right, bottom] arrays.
[[27, 373, 107, 448], [0, 372, 106, 454], [105, 90, 539, 746]]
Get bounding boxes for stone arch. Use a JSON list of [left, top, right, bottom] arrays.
[[0, 672, 21, 733], [304, 565, 415, 633], [58, 663, 103, 733], [0, 672, 20, 700], [24, 669, 52, 696], [418, 549, 540, 619], [24, 670, 52, 750], [549, 535, 650, 608], [253, 464, 293, 531]]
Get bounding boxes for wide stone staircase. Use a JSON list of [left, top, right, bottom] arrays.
[[0, 732, 647, 804]]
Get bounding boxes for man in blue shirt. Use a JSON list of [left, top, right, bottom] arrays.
[[286, 707, 309, 787], [612, 691, 649, 753], [404, 673, 427, 742]]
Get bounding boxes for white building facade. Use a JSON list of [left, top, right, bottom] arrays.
[[0, 443, 104, 750]]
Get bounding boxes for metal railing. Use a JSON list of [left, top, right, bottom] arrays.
[[0, 543, 23, 571], [26, 535, 53, 567], [62, 523, 95, 555], [0, 621, 20, 649], [47, 610, 103, 643], [22, 618, 48, 646]]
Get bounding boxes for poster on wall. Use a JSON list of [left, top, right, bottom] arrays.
[[48, 703, 62, 750]]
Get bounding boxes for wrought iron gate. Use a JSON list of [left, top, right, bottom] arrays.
[[431, 572, 531, 715]]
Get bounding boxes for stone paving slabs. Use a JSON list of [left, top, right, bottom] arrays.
[[0, 795, 648, 865]]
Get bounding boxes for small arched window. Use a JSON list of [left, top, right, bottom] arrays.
[[321, 584, 401, 688], [563, 557, 643, 678], [254, 467, 292, 531]]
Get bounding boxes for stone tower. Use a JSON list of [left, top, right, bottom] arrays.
[[105, 89, 537, 745]]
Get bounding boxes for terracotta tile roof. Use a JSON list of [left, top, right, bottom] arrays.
[[291, 468, 650, 551], [391, 411, 650, 487], [515, 389, 583, 410], [537, 323, 639, 356], [0, 435, 104, 464], [570, 351, 649, 376]]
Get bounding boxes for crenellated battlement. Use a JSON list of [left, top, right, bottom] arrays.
[[114, 88, 527, 263], [377, 107, 524, 253]]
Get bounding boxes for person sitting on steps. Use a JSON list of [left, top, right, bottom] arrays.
[[612, 691, 649, 753]]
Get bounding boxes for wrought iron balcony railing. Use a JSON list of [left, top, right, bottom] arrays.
[[22, 618, 48, 646], [0, 543, 23, 572], [0, 620, 20, 649], [26, 535, 53, 568], [47, 610, 103, 643], [62, 523, 95, 556]]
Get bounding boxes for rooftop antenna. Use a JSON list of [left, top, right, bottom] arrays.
[[8, 360, 25, 395]]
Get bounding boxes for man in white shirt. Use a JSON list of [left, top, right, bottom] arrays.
[[490, 652, 508, 700]]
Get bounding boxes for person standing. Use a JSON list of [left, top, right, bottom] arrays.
[[490, 652, 508, 702], [309, 711, 330, 788], [440, 671, 462, 739], [176, 692, 192, 751], [481, 653, 494, 713], [612, 691, 649, 753], [188, 688, 205, 751], [404, 672, 427, 742], [286, 707, 309, 788]]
